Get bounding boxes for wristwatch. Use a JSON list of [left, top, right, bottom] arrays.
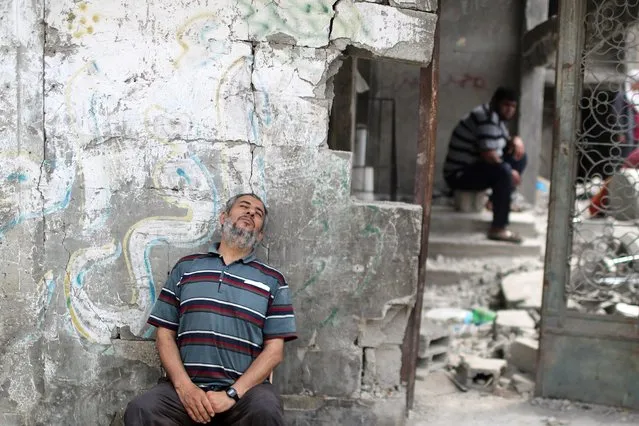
[[226, 386, 240, 402]]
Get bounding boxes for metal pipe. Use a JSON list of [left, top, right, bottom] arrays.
[[400, 0, 440, 412]]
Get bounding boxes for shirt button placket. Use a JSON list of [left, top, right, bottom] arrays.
[[218, 266, 227, 292]]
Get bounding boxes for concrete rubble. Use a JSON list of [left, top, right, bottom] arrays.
[[510, 373, 536, 394], [420, 262, 546, 400], [456, 355, 507, 390], [508, 337, 539, 375], [501, 269, 544, 309], [494, 310, 537, 338], [420, 299, 542, 397], [504, 263, 639, 319]]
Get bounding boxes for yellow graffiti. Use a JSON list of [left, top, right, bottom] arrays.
[[64, 252, 91, 341], [120, 106, 200, 304], [173, 13, 218, 68], [67, 2, 101, 38], [64, 245, 99, 341], [122, 211, 195, 305]]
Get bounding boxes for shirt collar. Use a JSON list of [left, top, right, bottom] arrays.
[[208, 242, 257, 264]]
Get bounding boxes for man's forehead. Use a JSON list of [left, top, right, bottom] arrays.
[[235, 195, 265, 210]]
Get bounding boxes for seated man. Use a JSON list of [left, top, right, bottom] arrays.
[[443, 87, 527, 243], [125, 193, 297, 425]]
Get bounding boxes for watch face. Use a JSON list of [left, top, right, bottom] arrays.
[[226, 387, 239, 400]]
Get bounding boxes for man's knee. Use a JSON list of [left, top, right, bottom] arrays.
[[492, 161, 512, 182], [243, 384, 283, 420], [124, 393, 156, 425]]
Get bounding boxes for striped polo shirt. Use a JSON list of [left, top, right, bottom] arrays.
[[147, 243, 297, 388], [443, 103, 511, 180]]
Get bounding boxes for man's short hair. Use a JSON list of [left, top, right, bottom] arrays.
[[491, 87, 519, 105], [224, 193, 268, 232]]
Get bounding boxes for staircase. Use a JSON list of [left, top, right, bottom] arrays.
[[426, 204, 544, 289]]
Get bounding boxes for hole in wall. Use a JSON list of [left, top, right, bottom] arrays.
[[328, 53, 421, 203]]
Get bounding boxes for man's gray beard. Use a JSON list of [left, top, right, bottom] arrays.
[[221, 220, 259, 250]]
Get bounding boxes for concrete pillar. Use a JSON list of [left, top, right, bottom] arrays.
[[518, 0, 550, 204]]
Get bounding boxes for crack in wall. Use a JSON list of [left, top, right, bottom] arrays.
[[248, 40, 260, 196], [248, 143, 256, 193], [38, 1, 48, 246], [327, 0, 341, 42]]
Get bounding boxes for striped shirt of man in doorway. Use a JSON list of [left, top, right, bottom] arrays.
[[443, 103, 511, 180]]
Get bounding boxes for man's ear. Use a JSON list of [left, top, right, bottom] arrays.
[[256, 231, 264, 242], [219, 211, 227, 225]]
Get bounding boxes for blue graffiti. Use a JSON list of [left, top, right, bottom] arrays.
[[190, 154, 219, 208], [89, 93, 101, 140], [6, 172, 28, 183], [143, 239, 166, 302], [254, 155, 267, 204], [0, 183, 73, 239], [45, 276, 56, 305], [37, 274, 57, 328], [73, 243, 123, 290], [141, 154, 219, 306], [176, 167, 191, 184]]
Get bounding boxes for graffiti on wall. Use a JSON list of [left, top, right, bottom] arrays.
[[1, 0, 365, 345], [2, 10, 248, 345], [445, 73, 487, 90]]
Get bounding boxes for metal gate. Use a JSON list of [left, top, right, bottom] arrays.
[[538, 0, 639, 408]]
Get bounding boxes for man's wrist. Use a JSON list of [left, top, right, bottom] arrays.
[[225, 386, 241, 402], [173, 377, 194, 391]]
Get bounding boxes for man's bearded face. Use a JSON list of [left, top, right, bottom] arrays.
[[221, 218, 259, 250]]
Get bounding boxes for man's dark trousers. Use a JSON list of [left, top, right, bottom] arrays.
[[445, 153, 527, 229], [124, 380, 285, 426]]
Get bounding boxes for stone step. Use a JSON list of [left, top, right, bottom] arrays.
[[426, 267, 479, 286], [428, 233, 543, 259], [429, 205, 538, 238], [425, 256, 542, 287]]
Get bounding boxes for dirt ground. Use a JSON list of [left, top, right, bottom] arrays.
[[408, 371, 639, 426]]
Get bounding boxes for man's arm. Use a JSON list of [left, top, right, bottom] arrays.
[[206, 338, 285, 413], [156, 327, 215, 424], [480, 149, 502, 164], [508, 135, 525, 160], [233, 338, 284, 396]]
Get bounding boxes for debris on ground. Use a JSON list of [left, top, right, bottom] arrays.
[[511, 373, 535, 394], [456, 355, 507, 390], [541, 416, 570, 425]]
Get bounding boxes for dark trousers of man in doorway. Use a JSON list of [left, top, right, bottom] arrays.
[[445, 153, 527, 229]]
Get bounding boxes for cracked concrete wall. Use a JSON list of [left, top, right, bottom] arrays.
[[1, 0, 432, 424]]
